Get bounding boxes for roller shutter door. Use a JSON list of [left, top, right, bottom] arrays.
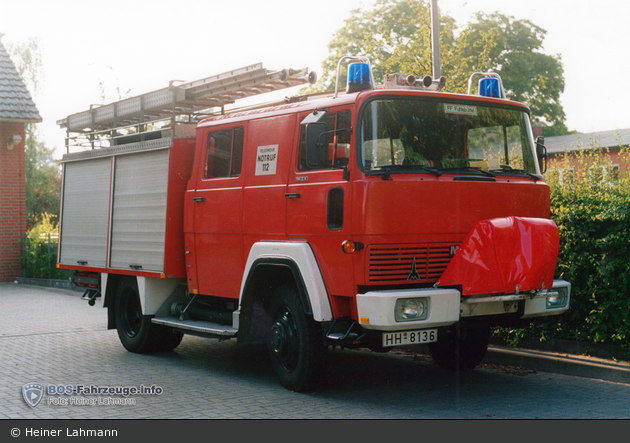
[[59, 157, 111, 267], [109, 149, 169, 272]]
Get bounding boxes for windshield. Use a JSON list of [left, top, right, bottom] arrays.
[[359, 98, 539, 176]]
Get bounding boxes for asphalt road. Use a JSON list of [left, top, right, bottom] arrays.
[[1, 282, 629, 420]]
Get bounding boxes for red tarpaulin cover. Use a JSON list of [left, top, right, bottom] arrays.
[[438, 217, 559, 296]]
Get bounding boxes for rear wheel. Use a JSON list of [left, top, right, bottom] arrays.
[[114, 278, 182, 353], [428, 322, 491, 371], [268, 284, 325, 392]]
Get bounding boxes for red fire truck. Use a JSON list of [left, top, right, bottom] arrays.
[[57, 57, 570, 391]]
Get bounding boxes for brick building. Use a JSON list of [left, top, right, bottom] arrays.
[[0, 34, 42, 282], [544, 128, 630, 180]]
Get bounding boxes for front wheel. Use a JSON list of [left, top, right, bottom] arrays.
[[268, 284, 325, 392], [428, 323, 491, 371]]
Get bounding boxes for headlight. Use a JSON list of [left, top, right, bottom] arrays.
[[395, 298, 428, 322], [546, 289, 569, 309]]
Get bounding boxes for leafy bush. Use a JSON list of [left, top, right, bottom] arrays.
[[23, 213, 73, 280], [496, 140, 630, 348]]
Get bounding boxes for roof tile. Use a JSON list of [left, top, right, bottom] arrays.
[[0, 35, 42, 122], [545, 128, 630, 154]]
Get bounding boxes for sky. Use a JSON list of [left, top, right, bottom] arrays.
[[1, 0, 629, 159]]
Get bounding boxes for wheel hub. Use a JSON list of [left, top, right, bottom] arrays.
[[271, 321, 288, 356]]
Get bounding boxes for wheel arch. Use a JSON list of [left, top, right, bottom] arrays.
[[102, 273, 182, 329], [102, 273, 123, 330], [241, 258, 311, 317], [239, 242, 333, 323]]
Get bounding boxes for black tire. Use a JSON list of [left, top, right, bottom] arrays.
[[428, 323, 491, 371], [153, 327, 184, 352], [268, 284, 325, 392], [363, 334, 391, 353], [114, 277, 183, 353]]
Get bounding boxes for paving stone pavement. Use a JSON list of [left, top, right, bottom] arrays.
[[1, 282, 629, 419]]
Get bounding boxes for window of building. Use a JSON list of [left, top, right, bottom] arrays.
[[588, 164, 620, 184]]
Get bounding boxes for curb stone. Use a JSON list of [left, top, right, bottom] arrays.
[[15, 277, 79, 291], [483, 345, 630, 385]]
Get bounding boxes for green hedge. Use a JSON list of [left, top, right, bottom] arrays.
[[23, 213, 73, 281], [497, 145, 630, 348]]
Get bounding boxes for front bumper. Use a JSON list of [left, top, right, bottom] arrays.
[[356, 280, 571, 331]]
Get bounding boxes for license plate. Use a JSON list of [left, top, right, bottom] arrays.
[[382, 329, 437, 347]]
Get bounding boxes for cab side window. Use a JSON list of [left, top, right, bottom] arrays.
[[299, 110, 351, 171], [205, 127, 244, 179]]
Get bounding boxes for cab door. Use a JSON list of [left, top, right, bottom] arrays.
[[242, 114, 295, 243], [286, 109, 354, 297], [191, 123, 246, 299]]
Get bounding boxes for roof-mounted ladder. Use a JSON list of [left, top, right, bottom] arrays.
[[58, 63, 317, 151]]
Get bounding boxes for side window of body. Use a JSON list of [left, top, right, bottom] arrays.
[[205, 127, 244, 179], [299, 110, 351, 171]]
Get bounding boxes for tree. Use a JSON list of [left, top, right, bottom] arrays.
[[319, 0, 569, 134], [455, 12, 568, 135], [7, 38, 61, 230], [24, 135, 60, 230], [318, 0, 452, 90]]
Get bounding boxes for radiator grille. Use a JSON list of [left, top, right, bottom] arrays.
[[367, 244, 454, 284]]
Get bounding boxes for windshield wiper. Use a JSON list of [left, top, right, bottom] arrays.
[[401, 164, 443, 176], [438, 166, 496, 177], [490, 165, 541, 181], [369, 164, 442, 179]]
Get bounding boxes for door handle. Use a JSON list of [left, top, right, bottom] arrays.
[[285, 193, 301, 199], [193, 197, 205, 202]]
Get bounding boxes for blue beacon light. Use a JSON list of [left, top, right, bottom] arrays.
[[346, 63, 373, 93], [478, 77, 500, 98]]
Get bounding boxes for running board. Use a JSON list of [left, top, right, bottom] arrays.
[[152, 317, 238, 337]]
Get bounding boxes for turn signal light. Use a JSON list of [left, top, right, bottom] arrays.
[[342, 240, 364, 254]]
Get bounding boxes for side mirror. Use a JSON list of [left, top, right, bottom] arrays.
[[305, 122, 329, 168], [536, 135, 547, 174]]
